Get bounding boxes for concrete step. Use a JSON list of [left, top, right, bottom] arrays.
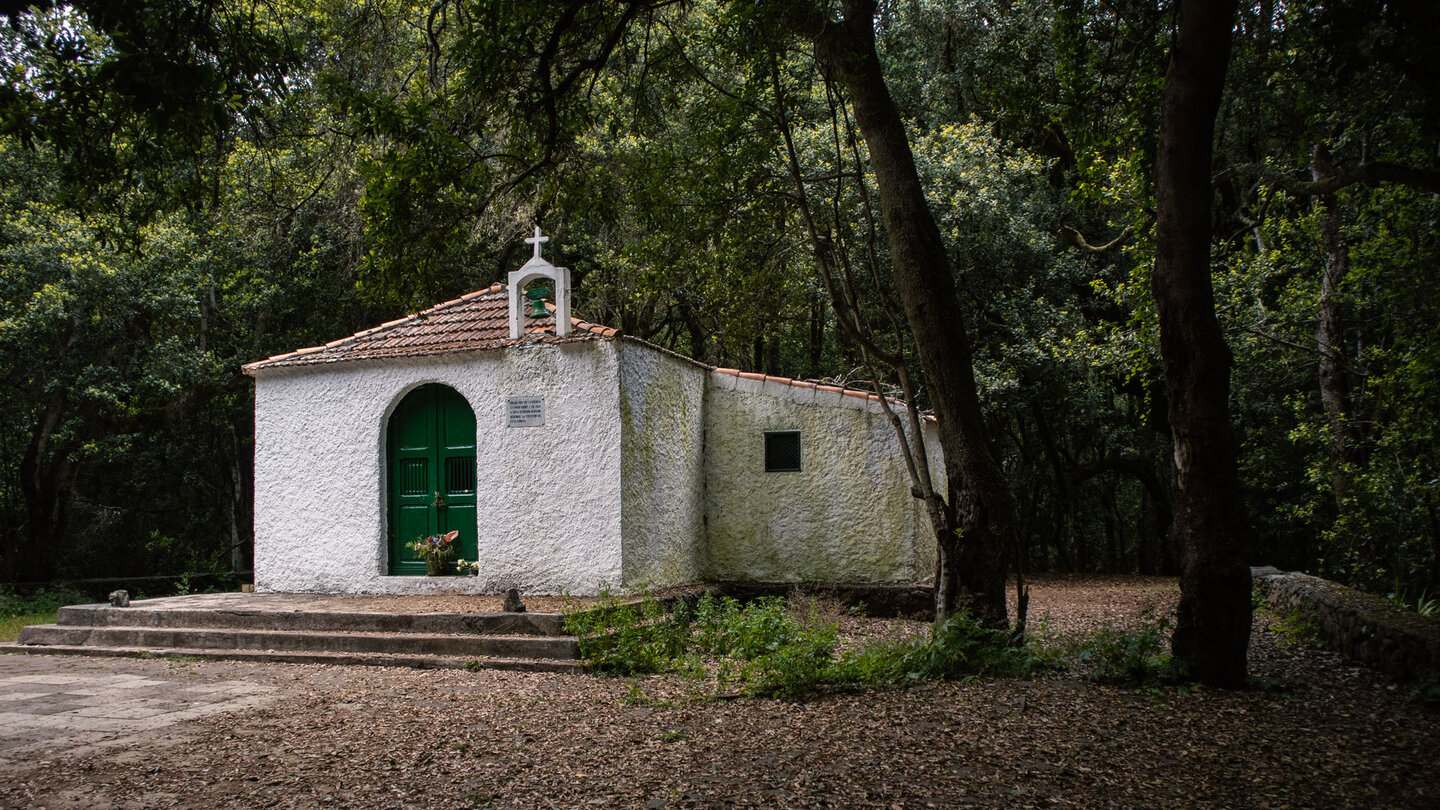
[[14, 624, 580, 660], [56, 604, 567, 636], [0, 643, 587, 673]]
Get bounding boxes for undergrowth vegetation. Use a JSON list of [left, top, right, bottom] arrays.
[[566, 591, 1068, 698], [0, 587, 88, 642], [1066, 616, 1183, 686]]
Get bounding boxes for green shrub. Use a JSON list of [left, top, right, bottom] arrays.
[[900, 614, 1044, 680], [0, 588, 90, 618], [1388, 578, 1439, 619], [1072, 617, 1177, 685], [564, 593, 691, 676], [692, 594, 797, 660], [0, 587, 89, 643], [827, 638, 911, 686], [831, 612, 1045, 686], [567, 592, 1046, 698], [741, 622, 839, 698]]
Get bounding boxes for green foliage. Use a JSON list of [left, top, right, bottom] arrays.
[[1386, 577, 1439, 619], [569, 592, 1044, 698], [1070, 617, 1179, 686], [564, 592, 693, 677], [831, 613, 1050, 688], [0, 587, 89, 618], [0, 587, 88, 641], [0, 613, 50, 643], [691, 594, 798, 659], [896, 614, 1047, 681], [737, 622, 839, 699], [0, 0, 1435, 611]]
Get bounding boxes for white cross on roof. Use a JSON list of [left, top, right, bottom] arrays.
[[524, 225, 549, 260]]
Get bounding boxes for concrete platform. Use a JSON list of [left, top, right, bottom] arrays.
[[1, 593, 586, 672], [53, 593, 568, 635]]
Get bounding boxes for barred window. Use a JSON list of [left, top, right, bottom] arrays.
[[764, 431, 802, 472]]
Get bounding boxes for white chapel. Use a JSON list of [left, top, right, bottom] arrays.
[[243, 229, 942, 595]]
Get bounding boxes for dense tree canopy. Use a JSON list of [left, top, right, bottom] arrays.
[[2, 0, 1436, 680]]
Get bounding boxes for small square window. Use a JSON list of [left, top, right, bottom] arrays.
[[765, 431, 802, 472]]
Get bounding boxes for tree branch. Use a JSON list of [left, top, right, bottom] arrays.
[[1227, 161, 1440, 196], [1065, 224, 1133, 255]]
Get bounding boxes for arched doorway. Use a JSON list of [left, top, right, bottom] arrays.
[[386, 384, 477, 575]]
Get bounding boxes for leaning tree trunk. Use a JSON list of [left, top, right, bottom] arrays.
[[1153, 0, 1251, 688], [806, 0, 1015, 628]]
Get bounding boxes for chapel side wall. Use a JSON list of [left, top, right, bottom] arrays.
[[702, 374, 939, 583], [250, 341, 624, 595], [616, 342, 706, 591]]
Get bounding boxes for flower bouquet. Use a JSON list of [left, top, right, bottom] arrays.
[[408, 530, 459, 575]]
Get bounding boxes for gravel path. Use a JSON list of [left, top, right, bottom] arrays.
[[1, 575, 1435, 810]]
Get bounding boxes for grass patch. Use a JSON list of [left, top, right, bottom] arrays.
[[0, 611, 56, 643]]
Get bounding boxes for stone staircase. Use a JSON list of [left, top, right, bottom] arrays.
[[1, 593, 586, 672]]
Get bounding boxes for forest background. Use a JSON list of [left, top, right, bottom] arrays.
[[0, 0, 1435, 616]]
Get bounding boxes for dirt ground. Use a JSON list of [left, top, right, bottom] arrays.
[[1, 575, 1436, 810]]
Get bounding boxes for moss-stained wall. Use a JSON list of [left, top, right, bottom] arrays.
[[617, 343, 707, 589], [703, 373, 940, 583]]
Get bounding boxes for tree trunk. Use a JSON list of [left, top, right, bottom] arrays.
[[808, 290, 825, 378], [1311, 144, 1360, 503], [1153, 0, 1251, 688], [228, 447, 247, 574], [807, 0, 1014, 627], [1033, 402, 1080, 569], [676, 297, 709, 365], [17, 396, 75, 583]]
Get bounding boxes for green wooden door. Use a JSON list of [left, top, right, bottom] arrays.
[[387, 384, 477, 575]]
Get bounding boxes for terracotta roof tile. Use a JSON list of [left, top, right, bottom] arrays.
[[243, 284, 606, 373], [242, 284, 939, 426]]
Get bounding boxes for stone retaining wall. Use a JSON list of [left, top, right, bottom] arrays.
[[1252, 567, 1440, 683]]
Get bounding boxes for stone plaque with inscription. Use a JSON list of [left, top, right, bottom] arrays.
[[507, 396, 545, 427]]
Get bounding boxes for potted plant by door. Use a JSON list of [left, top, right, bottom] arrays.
[[409, 530, 459, 576]]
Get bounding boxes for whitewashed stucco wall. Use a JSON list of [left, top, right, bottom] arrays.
[[616, 342, 707, 590], [251, 341, 625, 595], [702, 374, 939, 583]]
